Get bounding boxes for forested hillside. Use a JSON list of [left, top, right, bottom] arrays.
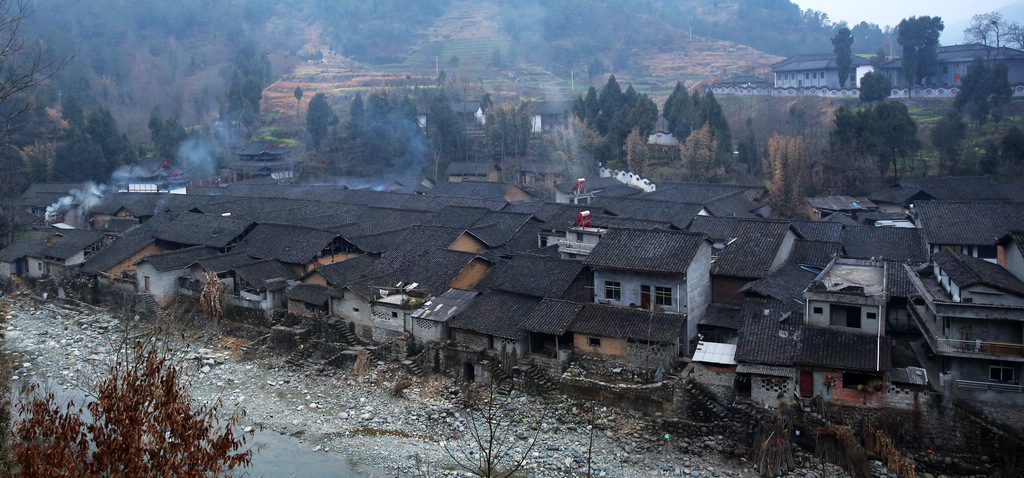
[[20, 0, 859, 140]]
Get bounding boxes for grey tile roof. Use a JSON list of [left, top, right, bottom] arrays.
[[699, 304, 743, 330], [687, 216, 738, 242], [570, 304, 682, 343], [143, 212, 253, 249], [770, 53, 869, 72], [192, 251, 259, 273], [80, 228, 156, 274], [40, 229, 105, 260], [734, 297, 803, 366], [344, 228, 412, 254], [712, 219, 794, 278], [805, 196, 877, 212], [286, 284, 330, 306], [789, 240, 841, 268], [740, 263, 820, 305], [481, 254, 585, 299], [424, 206, 491, 228], [647, 182, 764, 204], [901, 176, 1018, 201], [840, 225, 928, 262], [312, 255, 375, 287], [365, 248, 489, 297], [584, 229, 707, 275], [703, 190, 764, 218], [933, 249, 1024, 297], [587, 214, 672, 230], [411, 288, 479, 322], [790, 221, 843, 242], [233, 259, 299, 290], [797, 327, 892, 373], [0, 242, 44, 262], [885, 260, 920, 299], [423, 181, 515, 200], [449, 290, 542, 339], [233, 223, 340, 264], [136, 246, 219, 272], [553, 177, 625, 194], [914, 201, 1024, 246], [19, 182, 89, 208], [467, 211, 535, 248], [869, 186, 930, 205], [519, 299, 583, 336], [590, 197, 704, 226]]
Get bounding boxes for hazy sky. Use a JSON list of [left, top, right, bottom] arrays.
[[793, 0, 1018, 28]]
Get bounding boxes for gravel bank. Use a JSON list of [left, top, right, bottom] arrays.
[[1, 294, 855, 477]]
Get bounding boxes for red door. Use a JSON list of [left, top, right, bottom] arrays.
[[640, 285, 651, 310], [799, 371, 814, 397]]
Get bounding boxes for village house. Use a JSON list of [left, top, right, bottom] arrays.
[[225, 141, 302, 182], [553, 177, 643, 205], [112, 157, 192, 193], [804, 196, 878, 221], [704, 219, 799, 306], [583, 228, 711, 347], [913, 201, 1024, 262], [906, 250, 1024, 406], [229, 259, 299, 311], [869, 176, 1017, 213], [770, 53, 871, 88], [134, 246, 218, 306], [876, 43, 1024, 88]]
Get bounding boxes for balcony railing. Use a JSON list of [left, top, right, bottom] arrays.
[[908, 301, 1024, 359], [557, 240, 596, 255], [933, 338, 1023, 358], [957, 379, 1024, 393]]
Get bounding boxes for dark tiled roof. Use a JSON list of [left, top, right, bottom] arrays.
[[806, 196, 877, 212], [423, 181, 514, 200], [136, 246, 219, 272], [286, 284, 330, 306], [869, 186, 929, 205], [789, 240, 841, 268], [591, 197, 704, 226], [553, 177, 625, 194], [449, 291, 542, 339], [734, 297, 803, 366], [821, 212, 859, 225], [468, 211, 534, 248], [901, 176, 1017, 201], [192, 252, 259, 273], [740, 263, 820, 305], [80, 228, 156, 274], [502, 222, 546, 255], [914, 201, 1024, 246], [771, 53, 870, 71], [483, 255, 584, 299], [687, 216, 739, 241], [233, 259, 299, 289], [0, 242, 44, 262], [312, 255, 375, 287], [646, 182, 763, 204], [366, 248, 488, 297], [885, 260, 920, 299], [344, 228, 411, 254], [840, 225, 928, 262], [411, 288, 479, 322], [235, 141, 294, 156], [570, 304, 682, 343], [700, 304, 743, 330], [712, 219, 794, 278], [588, 214, 672, 230], [19, 182, 89, 208], [790, 220, 843, 242], [703, 190, 764, 218], [797, 327, 892, 372], [585, 229, 707, 274], [424, 206, 491, 228], [40, 229, 105, 260], [933, 249, 1024, 297], [519, 299, 583, 335], [144, 212, 253, 248], [101, 218, 140, 234], [233, 223, 339, 264]]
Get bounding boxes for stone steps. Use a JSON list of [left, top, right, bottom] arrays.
[[335, 322, 359, 346], [523, 364, 556, 395], [402, 359, 425, 377], [284, 347, 306, 366], [239, 333, 271, 358]]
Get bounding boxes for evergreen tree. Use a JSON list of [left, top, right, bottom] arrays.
[[931, 111, 966, 175], [766, 134, 807, 218], [305, 92, 337, 151], [859, 71, 892, 103], [832, 27, 854, 88], [954, 58, 1012, 124], [625, 127, 648, 176], [897, 16, 944, 86], [294, 86, 303, 119]]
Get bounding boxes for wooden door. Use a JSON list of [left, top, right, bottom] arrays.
[[799, 370, 814, 397], [640, 285, 651, 310]]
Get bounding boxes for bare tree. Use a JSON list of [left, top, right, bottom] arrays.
[[964, 12, 1004, 47], [0, 0, 65, 246], [441, 378, 540, 477]]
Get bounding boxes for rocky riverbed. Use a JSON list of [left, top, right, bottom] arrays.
[[0, 293, 873, 477]]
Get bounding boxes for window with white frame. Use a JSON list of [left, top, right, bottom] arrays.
[[605, 281, 621, 301], [991, 362, 1017, 383]]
